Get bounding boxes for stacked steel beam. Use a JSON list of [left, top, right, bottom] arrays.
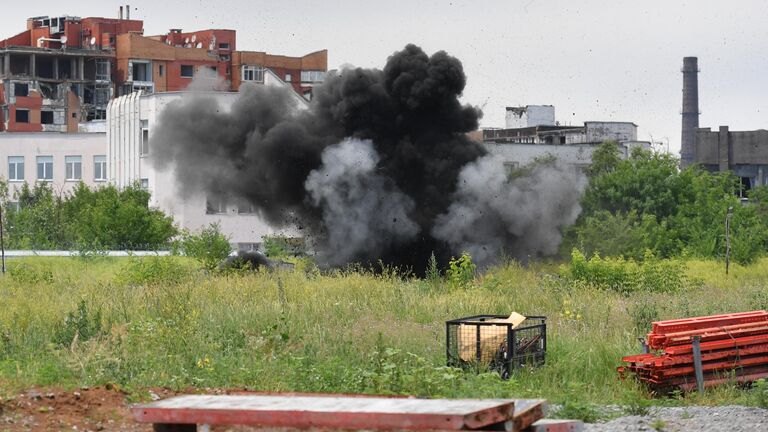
[[618, 310, 768, 392]]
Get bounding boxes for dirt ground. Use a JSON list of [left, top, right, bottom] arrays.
[[0, 386, 277, 431], [0, 385, 150, 431]]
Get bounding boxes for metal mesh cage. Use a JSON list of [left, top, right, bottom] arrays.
[[446, 314, 546, 379]]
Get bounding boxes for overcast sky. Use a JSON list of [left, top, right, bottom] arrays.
[[3, 1, 767, 153]]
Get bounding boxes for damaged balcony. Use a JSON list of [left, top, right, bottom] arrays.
[[1, 48, 114, 129]]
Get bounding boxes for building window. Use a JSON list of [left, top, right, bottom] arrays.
[[238, 200, 255, 214], [41, 110, 54, 124], [16, 109, 29, 123], [219, 54, 231, 62], [141, 120, 149, 156], [14, 83, 29, 97], [206, 197, 227, 214], [140, 178, 149, 190], [218, 42, 230, 50], [300, 70, 326, 83], [65, 155, 82, 181], [241, 65, 264, 82], [94, 155, 107, 181], [8, 156, 24, 181], [96, 60, 110, 81], [158, 64, 164, 77], [180, 65, 194, 78], [285, 73, 292, 82], [37, 156, 53, 181]]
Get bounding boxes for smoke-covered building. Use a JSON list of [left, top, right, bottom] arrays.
[[106, 75, 308, 249]]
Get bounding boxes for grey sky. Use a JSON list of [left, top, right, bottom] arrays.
[[3, 1, 767, 153]]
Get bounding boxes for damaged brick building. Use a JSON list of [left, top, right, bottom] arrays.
[[0, 9, 327, 133]]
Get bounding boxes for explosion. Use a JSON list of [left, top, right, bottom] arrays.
[[151, 44, 586, 271]]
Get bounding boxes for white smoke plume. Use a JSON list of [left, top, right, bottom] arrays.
[[432, 155, 587, 266], [305, 138, 420, 266]]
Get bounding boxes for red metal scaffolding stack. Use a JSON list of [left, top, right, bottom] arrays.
[[618, 310, 768, 392]]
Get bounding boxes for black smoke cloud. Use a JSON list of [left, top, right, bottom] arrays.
[[151, 44, 585, 271]]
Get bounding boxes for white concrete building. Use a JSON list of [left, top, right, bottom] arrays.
[[505, 105, 556, 129], [0, 132, 107, 203], [483, 141, 648, 174], [107, 72, 307, 250], [585, 121, 638, 143]]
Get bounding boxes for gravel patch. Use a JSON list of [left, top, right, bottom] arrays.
[[585, 405, 768, 432]]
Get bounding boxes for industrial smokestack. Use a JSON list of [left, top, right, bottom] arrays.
[[680, 56, 699, 168], [119, 6, 123, 20], [126, 5, 130, 20]]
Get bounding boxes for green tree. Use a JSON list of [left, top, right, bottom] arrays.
[[575, 148, 767, 264], [62, 182, 177, 250]]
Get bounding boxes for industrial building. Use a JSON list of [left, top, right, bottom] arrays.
[[481, 106, 650, 171], [679, 56, 768, 195]]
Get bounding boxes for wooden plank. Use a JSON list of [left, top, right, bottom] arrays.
[[526, 419, 584, 432], [133, 395, 517, 430]]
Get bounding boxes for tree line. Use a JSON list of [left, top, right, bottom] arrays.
[[0, 181, 176, 251], [562, 142, 768, 264]]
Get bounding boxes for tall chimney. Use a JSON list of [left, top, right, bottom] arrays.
[[680, 56, 699, 168], [119, 6, 123, 20], [126, 5, 130, 20]]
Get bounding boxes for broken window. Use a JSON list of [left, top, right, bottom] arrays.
[[180, 65, 194, 78], [242, 65, 264, 82], [560, 136, 566, 144], [41, 111, 54, 124], [14, 83, 29, 97], [140, 178, 149, 190], [15, 109, 29, 123], [36, 56, 54, 79], [59, 59, 72, 79], [96, 60, 110, 81], [206, 196, 227, 214], [65, 155, 82, 181], [740, 177, 752, 198]]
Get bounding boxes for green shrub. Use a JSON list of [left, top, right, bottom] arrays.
[[180, 223, 232, 271], [53, 300, 103, 347], [447, 252, 476, 288], [752, 378, 768, 409], [9, 262, 54, 284], [564, 249, 687, 294], [552, 401, 604, 423], [116, 256, 189, 286]]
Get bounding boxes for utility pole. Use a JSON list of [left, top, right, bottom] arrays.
[[725, 206, 733, 275]]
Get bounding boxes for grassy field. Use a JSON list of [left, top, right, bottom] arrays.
[[0, 255, 767, 414]]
